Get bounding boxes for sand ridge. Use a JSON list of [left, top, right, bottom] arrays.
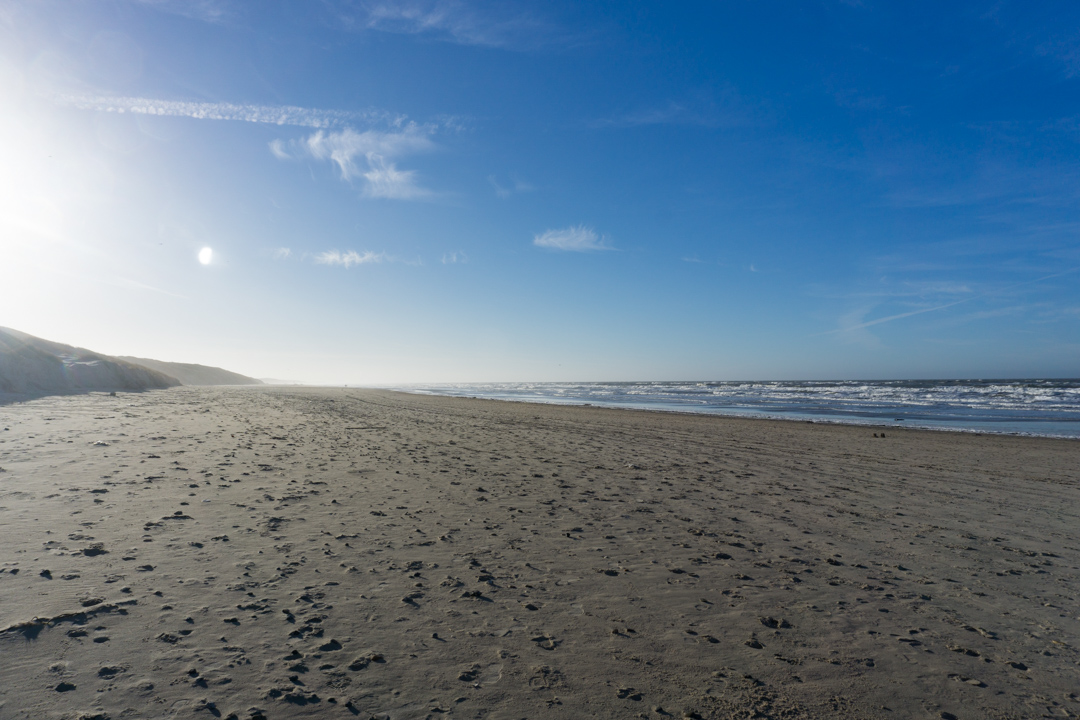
[[0, 387, 1078, 719]]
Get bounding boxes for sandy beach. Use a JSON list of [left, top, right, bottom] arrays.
[[1, 386, 1078, 720]]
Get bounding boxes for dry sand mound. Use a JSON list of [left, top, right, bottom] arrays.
[[0, 327, 179, 398], [118, 357, 263, 386]]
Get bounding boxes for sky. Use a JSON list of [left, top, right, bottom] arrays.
[[1, 0, 1079, 383]]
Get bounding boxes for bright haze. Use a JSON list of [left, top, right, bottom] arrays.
[[2, 2, 1078, 384]]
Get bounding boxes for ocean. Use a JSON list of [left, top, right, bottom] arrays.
[[398, 379, 1080, 438]]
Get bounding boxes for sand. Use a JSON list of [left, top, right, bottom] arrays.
[[0, 387, 1077, 720]]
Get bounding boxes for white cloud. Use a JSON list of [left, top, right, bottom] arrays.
[[315, 250, 387, 268], [280, 126, 435, 199], [489, 175, 510, 198], [488, 174, 534, 198], [442, 251, 467, 264], [56, 94, 441, 201], [362, 157, 427, 199], [341, 0, 551, 49], [55, 94, 399, 130], [272, 247, 292, 259], [533, 225, 611, 252], [269, 139, 291, 160], [594, 102, 702, 128], [129, 0, 230, 23], [302, 127, 433, 178], [592, 91, 753, 130], [821, 266, 1080, 337]]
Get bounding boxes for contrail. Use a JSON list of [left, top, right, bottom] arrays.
[[822, 265, 1080, 335], [54, 94, 399, 129]]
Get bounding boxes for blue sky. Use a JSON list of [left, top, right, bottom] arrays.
[[2, 1, 1079, 382]]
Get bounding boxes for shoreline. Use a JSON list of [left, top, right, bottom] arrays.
[[394, 386, 1080, 441], [1, 386, 1077, 719], [6, 382, 1077, 440]]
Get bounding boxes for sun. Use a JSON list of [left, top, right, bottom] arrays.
[[198, 247, 213, 265]]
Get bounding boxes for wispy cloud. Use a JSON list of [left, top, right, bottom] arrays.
[[594, 102, 718, 128], [142, 0, 579, 50], [956, 304, 1036, 323], [442, 251, 467, 264], [268, 140, 292, 159], [55, 94, 399, 129], [833, 281, 975, 300], [533, 225, 611, 252], [1034, 29, 1080, 79], [274, 126, 436, 199], [592, 88, 757, 129], [54, 93, 439, 200], [128, 0, 230, 23], [111, 275, 189, 299], [303, 128, 434, 179], [362, 157, 426, 199], [822, 266, 1080, 335], [271, 247, 292, 260], [336, 0, 557, 49], [827, 297, 978, 335], [488, 174, 534, 198], [315, 250, 388, 267]]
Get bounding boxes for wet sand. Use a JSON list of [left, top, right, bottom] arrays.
[[1, 386, 1078, 720]]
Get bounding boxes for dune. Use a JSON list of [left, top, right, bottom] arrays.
[[0, 327, 263, 403], [118, 356, 263, 386], [0, 327, 180, 399]]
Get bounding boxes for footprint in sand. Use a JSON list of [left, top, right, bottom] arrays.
[[531, 634, 559, 650], [529, 665, 564, 689], [457, 664, 481, 682]]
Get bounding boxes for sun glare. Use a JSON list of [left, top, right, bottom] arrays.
[[198, 247, 213, 265]]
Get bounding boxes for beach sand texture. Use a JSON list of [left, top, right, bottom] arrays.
[[0, 387, 1077, 720]]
